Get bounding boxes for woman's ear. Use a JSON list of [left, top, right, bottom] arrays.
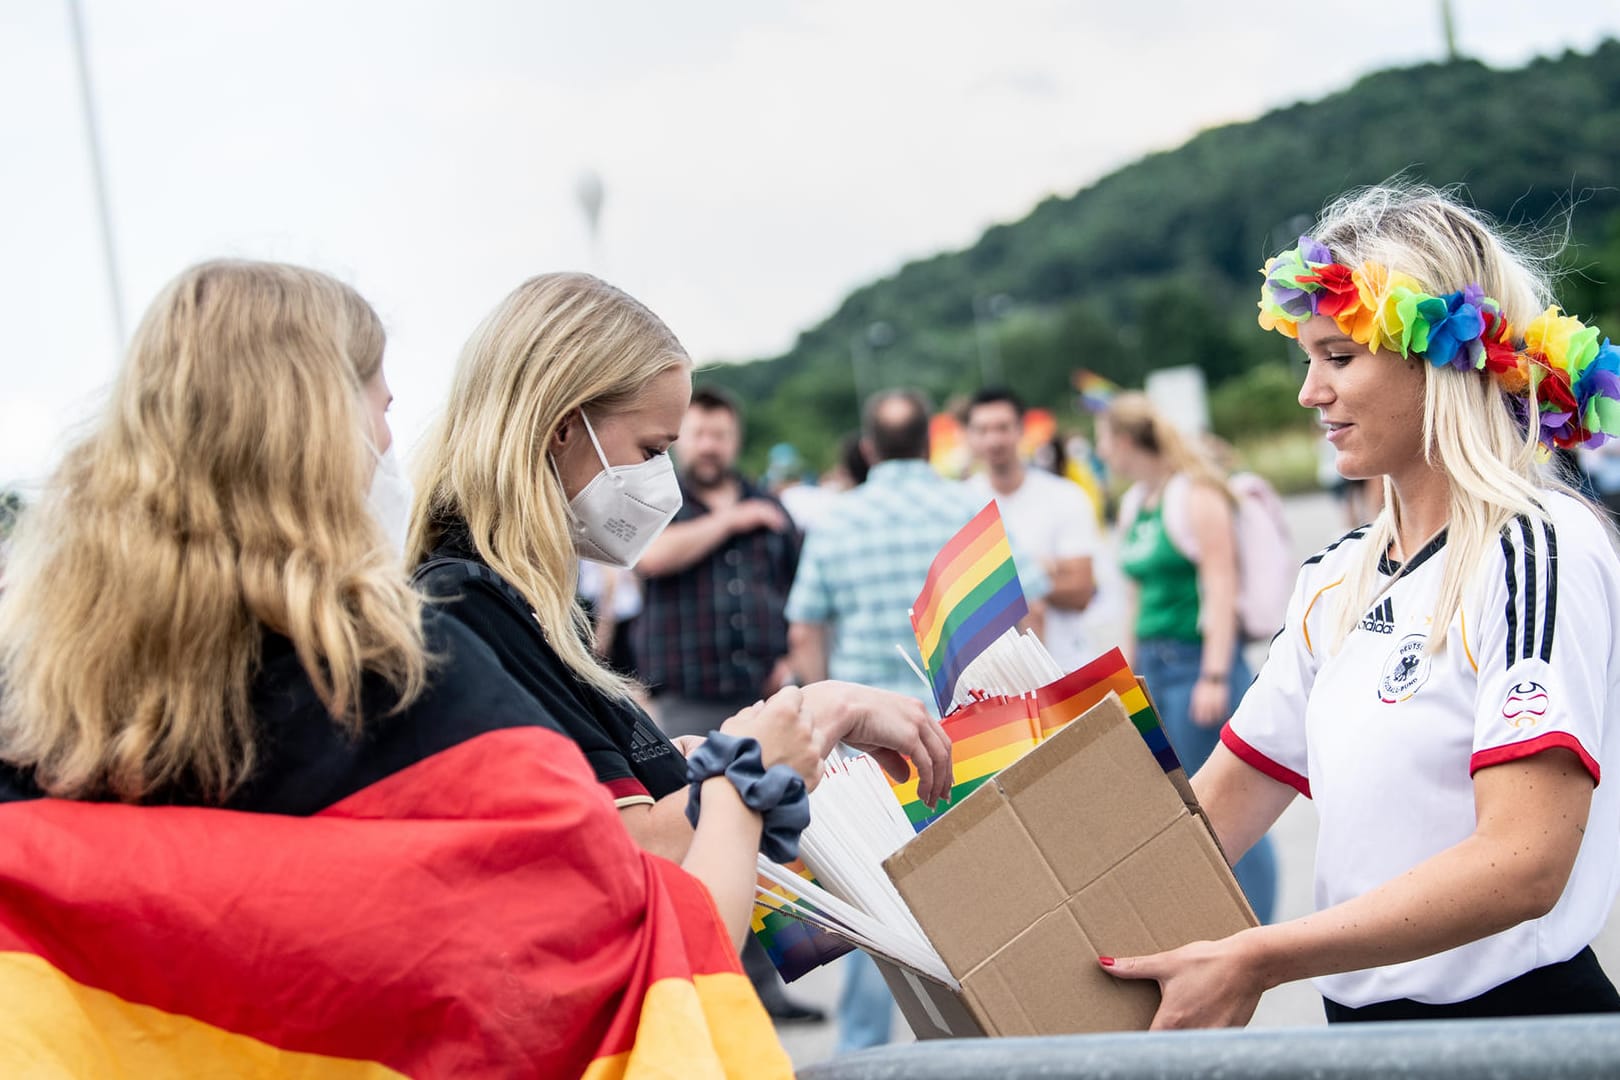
[[551, 411, 576, 454]]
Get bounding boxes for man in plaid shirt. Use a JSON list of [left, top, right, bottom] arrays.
[[635, 386, 800, 739], [785, 388, 1049, 1052], [636, 386, 826, 1024]]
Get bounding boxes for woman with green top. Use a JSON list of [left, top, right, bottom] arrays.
[[1098, 392, 1277, 922]]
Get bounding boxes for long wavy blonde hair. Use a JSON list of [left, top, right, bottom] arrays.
[[408, 272, 689, 699], [1301, 184, 1585, 654], [0, 260, 427, 803], [1103, 391, 1232, 499]]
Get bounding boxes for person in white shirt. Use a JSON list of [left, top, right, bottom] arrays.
[[1105, 183, 1620, 1025], [963, 387, 1099, 672]]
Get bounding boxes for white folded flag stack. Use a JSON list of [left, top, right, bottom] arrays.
[[946, 628, 1064, 710], [755, 751, 952, 984]]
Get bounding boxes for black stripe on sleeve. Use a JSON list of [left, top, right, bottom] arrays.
[[1517, 515, 1538, 662], [1540, 517, 1559, 663], [1500, 531, 1519, 669], [1303, 526, 1369, 567]]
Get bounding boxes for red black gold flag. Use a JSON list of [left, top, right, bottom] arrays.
[[0, 726, 791, 1077]]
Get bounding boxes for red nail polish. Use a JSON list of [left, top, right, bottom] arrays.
[[1098, 956, 1115, 967]]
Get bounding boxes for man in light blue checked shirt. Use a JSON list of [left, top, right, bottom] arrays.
[[787, 389, 1051, 709], [785, 388, 1049, 1053]]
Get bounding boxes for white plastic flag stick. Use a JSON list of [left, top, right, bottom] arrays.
[[894, 643, 934, 701]]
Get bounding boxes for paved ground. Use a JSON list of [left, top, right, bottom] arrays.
[[776, 491, 1620, 1070]]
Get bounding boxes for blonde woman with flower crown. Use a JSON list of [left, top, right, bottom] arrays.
[[1103, 185, 1620, 1026]]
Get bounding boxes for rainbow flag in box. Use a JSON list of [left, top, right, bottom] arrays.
[[752, 861, 854, 981], [889, 649, 1180, 831], [889, 693, 1040, 832], [910, 500, 1028, 715], [897, 507, 1184, 833], [1036, 648, 1181, 773], [765, 513, 1186, 982]]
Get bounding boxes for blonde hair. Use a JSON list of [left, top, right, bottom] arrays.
[[408, 273, 690, 699], [0, 260, 427, 802], [1102, 392, 1232, 497], [1304, 183, 1584, 653]]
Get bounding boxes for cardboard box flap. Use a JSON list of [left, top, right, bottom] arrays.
[[961, 902, 1160, 1036], [996, 693, 1188, 894], [1068, 814, 1258, 963], [872, 957, 984, 1040], [884, 777, 1066, 979]]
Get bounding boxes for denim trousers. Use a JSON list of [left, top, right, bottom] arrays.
[[1135, 637, 1278, 924], [835, 950, 894, 1053]]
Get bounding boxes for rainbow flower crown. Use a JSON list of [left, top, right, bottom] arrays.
[[1257, 235, 1620, 450]]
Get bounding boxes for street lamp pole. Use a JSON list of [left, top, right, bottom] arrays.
[[576, 169, 605, 274], [66, 0, 125, 348]]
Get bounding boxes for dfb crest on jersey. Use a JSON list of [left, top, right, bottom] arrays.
[[1379, 633, 1432, 704]]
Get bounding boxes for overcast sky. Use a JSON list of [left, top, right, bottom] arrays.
[[5, 1, 1618, 487]]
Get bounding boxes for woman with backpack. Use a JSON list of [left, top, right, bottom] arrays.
[[1097, 392, 1278, 923], [1105, 184, 1620, 1026]]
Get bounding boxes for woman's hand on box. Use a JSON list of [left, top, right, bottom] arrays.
[[1099, 933, 1266, 1029]]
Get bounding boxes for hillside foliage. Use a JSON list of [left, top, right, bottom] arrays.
[[705, 42, 1620, 470]]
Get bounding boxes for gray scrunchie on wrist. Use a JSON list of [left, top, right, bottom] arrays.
[[684, 731, 811, 863]]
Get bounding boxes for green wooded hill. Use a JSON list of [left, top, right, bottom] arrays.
[[708, 40, 1620, 468]]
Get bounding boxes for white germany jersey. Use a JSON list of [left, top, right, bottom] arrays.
[[1223, 491, 1620, 1007]]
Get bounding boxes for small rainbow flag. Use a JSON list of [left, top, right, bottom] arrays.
[[1072, 369, 1121, 413], [910, 501, 1029, 715], [1036, 648, 1181, 774], [752, 861, 854, 981], [890, 649, 1183, 835], [889, 695, 1040, 832]]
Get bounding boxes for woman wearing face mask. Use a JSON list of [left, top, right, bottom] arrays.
[[0, 260, 800, 1075], [408, 274, 954, 861]]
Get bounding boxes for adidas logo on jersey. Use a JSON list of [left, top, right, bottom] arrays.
[[1359, 597, 1396, 635]]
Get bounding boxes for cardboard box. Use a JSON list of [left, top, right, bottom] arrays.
[[876, 690, 1256, 1037]]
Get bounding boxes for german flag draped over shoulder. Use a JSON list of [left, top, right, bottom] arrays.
[[0, 724, 791, 1078]]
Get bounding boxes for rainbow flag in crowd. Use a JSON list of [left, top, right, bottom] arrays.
[[1072, 368, 1121, 413], [0, 726, 790, 1078], [753, 861, 855, 981], [910, 501, 1029, 715], [1036, 647, 1181, 774]]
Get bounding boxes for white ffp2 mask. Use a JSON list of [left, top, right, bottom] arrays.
[[564, 411, 683, 568], [366, 444, 414, 556]]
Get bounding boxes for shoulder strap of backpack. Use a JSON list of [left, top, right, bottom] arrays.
[[412, 556, 537, 620], [1161, 473, 1199, 561]]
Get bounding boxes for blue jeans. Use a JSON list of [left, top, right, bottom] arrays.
[[1135, 637, 1278, 924], [835, 950, 894, 1053]]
